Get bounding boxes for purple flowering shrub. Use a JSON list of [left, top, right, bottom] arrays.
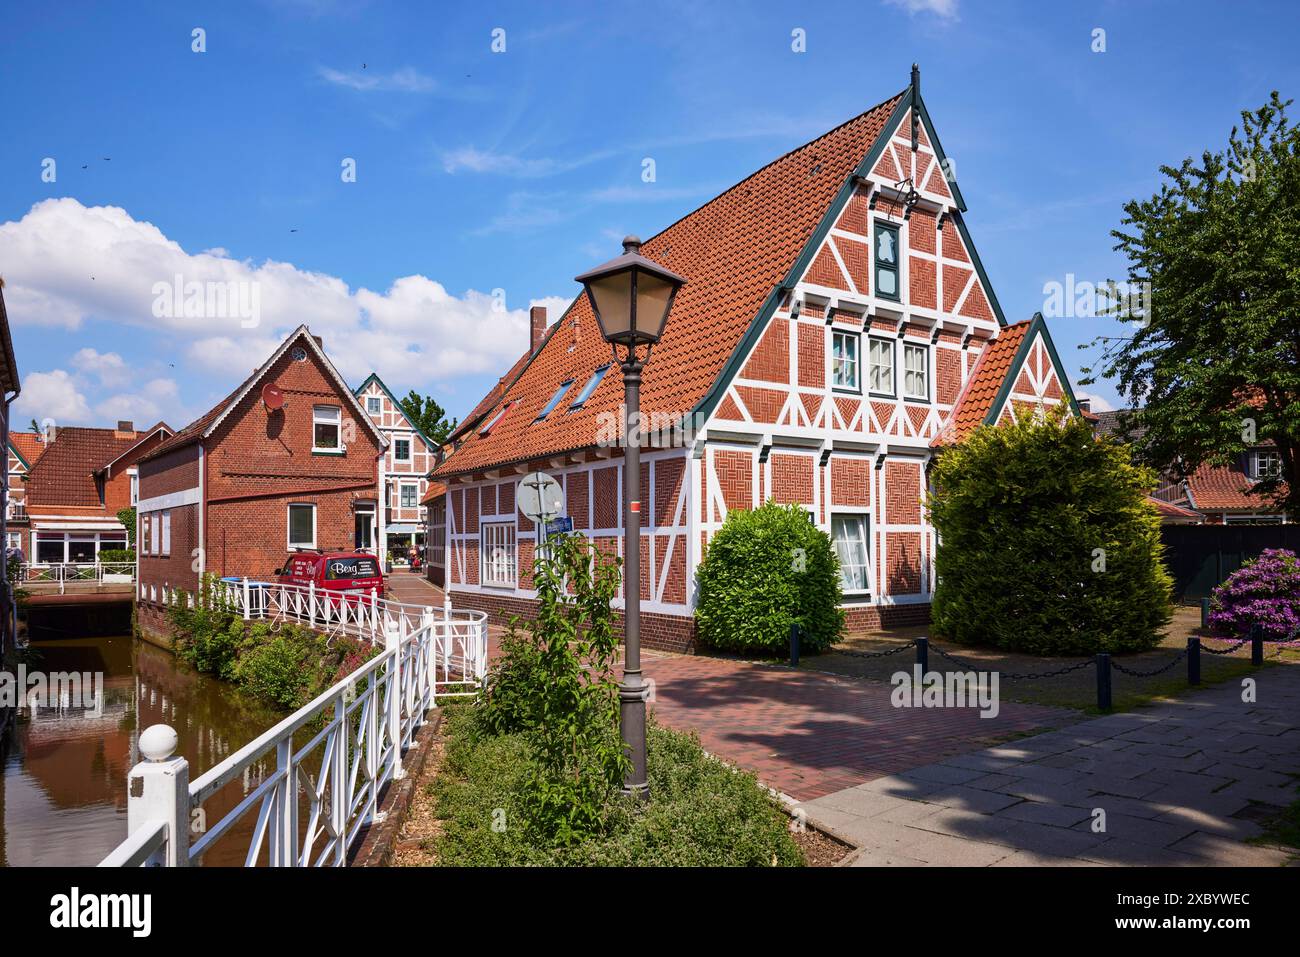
[[1207, 548, 1300, 640]]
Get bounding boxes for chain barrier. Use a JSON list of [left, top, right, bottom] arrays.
[[838, 640, 917, 660], [1201, 638, 1249, 656], [1111, 648, 1188, 677], [928, 643, 1095, 680]]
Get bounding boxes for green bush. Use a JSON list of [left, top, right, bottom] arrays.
[[432, 706, 802, 867], [694, 501, 844, 654], [98, 548, 135, 564], [930, 411, 1173, 655]]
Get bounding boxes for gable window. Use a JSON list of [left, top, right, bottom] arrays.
[[832, 515, 870, 592], [400, 483, 418, 508], [288, 503, 316, 548], [481, 521, 517, 587], [1251, 449, 1282, 480], [570, 365, 610, 410], [874, 222, 901, 301], [903, 343, 929, 400], [536, 380, 574, 421], [868, 337, 895, 396], [366, 396, 381, 414], [394, 438, 411, 462], [831, 332, 860, 392], [313, 405, 342, 452]]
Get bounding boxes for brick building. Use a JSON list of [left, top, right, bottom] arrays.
[[135, 326, 386, 640], [431, 71, 1079, 652], [6, 429, 45, 552], [22, 420, 172, 563], [353, 373, 436, 567], [1, 280, 20, 726]]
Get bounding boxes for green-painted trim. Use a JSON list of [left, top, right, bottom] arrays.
[[352, 371, 440, 452], [952, 212, 1007, 328], [8, 440, 31, 471], [983, 313, 1081, 427], [912, 92, 967, 213], [688, 90, 911, 432]]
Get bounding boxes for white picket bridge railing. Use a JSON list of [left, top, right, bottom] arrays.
[[18, 561, 136, 594], [99, 580, 488, 867]]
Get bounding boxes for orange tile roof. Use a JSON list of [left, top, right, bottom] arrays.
[[446, 348, 535, 443], [933, 320, 1031, 446], [434, 90, 906, 478], [1146, 495, 1202, 522], [421, 481, 446, 505], [25, 427, 148, 508], [1185, 461, 1286, 512], [9, 431, 47, 467]]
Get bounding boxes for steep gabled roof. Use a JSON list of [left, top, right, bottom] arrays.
[[354, 372, 437, 450], [142, 325, 386, 463], [96, 422, 172, 477], [445, 346, 537, 444], [435, 90, 908, 478], [25, 427, 149, 508], [9, 431, 46, 470], [1185, 460, 1287, 512]]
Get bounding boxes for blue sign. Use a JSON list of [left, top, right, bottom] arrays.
[[545, 516, 573, 535]]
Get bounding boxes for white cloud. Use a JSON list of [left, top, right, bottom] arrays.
[[96, 378, 184, 427], [1073, 390, 1116, 413], [884, 0, 959, 20], [0, 198, 568, 399], [441, 146, 614, 178], [318, 65, 438, 93], [12, 370, 91, 428]]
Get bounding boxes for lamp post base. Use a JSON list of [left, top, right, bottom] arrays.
[[618, 670, 650, 799]]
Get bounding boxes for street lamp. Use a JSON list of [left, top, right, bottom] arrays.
[[576, 235, 685, 797]]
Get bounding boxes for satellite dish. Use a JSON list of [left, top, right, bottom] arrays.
[[519, 471, 564, 524], [262, 382, 285, 410]]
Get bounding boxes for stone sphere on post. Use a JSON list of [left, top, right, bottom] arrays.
[[139, 724, 178, 762]]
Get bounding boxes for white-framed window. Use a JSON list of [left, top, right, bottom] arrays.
[[366, 396, 382, 414], [129, 470, 139, 505], [903, 343, 929, 400], [400, 483, 418, 508], [1251, 449, 1282, 480], [481, 521, 517, 587], [140, 514, 151, 556], [393, 437, 411, 462], [535, 380, 574, 421], [831, 331, 860, 392], [313, 405, 341, 452], [150, 512, 160, 555], [832, 514, 870, 592], [570, 365, 610, 410], [874, 222, 900, 301], [868, 337, 894, 396], [160, 510, 172, 556], [288, 503, 317, 548]]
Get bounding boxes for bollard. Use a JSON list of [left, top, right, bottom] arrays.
[[1200, 597, 1211, 630], [126, 724, 190, 867], [789, 622, 800, 667], [1187, 636, 1200, 686], [1095, 653, 1112, 712], [916, 636, 929, 675], [1251, 623, 1264, 665]]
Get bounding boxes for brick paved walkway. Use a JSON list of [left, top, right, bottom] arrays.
[[799, 663, 1300, 866], [641, 655, 1074, 801]]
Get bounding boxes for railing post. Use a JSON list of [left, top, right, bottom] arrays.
[[127, 724, 190, 867], [916, 636, 929, 674], [386, 619, 404, 781], [370, 588, 379, 642], [332, 694, 348, 866], [422, 606, 436, 710], [272, 737, 296, 866], [1200, 597, 1211, 630], [1096, 653, 1112, 712], [1187, 636, 1201, 686], [1251, 623, 1264, 665], [308, 581, 317, 627], [788, 621, 800, 667], [242, 576, 251, 621]]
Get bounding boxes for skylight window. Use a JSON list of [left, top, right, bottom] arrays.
[[479, 401, 513, 436], [535, 380, 574, 422], [569, 365, 610, 410]]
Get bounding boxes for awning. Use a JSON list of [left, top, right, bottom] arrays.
[[385, 524, 422, 534]]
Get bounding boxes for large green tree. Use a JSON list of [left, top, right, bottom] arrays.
[[1085, 92, 1300, 516], [399, 391, 457, 447]]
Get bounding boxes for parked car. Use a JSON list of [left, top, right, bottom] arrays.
[[274, 549, 386, 605]]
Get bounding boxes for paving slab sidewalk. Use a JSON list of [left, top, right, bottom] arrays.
[[798, 664, 1300, 866]]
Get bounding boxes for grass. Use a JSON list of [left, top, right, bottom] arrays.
[[1251, 782, 1300, 860], [425, 704, 803, 867]]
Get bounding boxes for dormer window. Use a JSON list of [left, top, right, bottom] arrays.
[[480, 402, 513, 436], [535, 380, 574, 421], [570, 365, 610, 410], [874, 222, 900, 302], [1251, 449, 1281, 480]]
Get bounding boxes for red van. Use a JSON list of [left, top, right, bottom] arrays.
[[275, 549, 385, 604]]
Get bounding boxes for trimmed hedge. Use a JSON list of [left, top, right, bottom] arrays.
[[98, 548, 135, 564], [930, 412, 1172, 655], [695, 501, 844, 654]]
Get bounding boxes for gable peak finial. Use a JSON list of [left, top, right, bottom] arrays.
[[911, 63, 920, 97]]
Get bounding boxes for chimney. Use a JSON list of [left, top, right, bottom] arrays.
[[1076, 398, 1091, 413], [530, 306, 547, 354], [114, 420, 136, 439]]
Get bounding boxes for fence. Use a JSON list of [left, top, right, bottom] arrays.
[[1161, 524, 1300, 602], [17, 561, 136, 594], [99, 581, 488, 867], [793, 624, 1280, 712]]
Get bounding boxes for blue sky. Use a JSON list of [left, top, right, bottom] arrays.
[[2, 0, 1297, 430]]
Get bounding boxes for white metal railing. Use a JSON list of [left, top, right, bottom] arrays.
[[99, 581, 488, 867], [18, 561, 136, 594]]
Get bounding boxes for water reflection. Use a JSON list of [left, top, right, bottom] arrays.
[[2, 636, 285, 867]]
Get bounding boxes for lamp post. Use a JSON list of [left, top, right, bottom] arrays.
[[576, 235, 685, 797]]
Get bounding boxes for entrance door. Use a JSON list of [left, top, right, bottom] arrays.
[[354, 508, 375, 550]]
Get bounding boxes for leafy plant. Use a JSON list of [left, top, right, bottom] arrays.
[[1208, 547, 1300, 640], [930, 411, 1173, 655], [694, 501, 844, 654], [399, 390, 457, 447], [116, 507, 136, 549], [98, 548, 135, 564]]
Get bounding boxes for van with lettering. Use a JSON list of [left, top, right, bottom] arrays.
[[275, 549, 385, 604]]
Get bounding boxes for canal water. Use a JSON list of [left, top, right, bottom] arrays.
[[1, 635, 286, 867]]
